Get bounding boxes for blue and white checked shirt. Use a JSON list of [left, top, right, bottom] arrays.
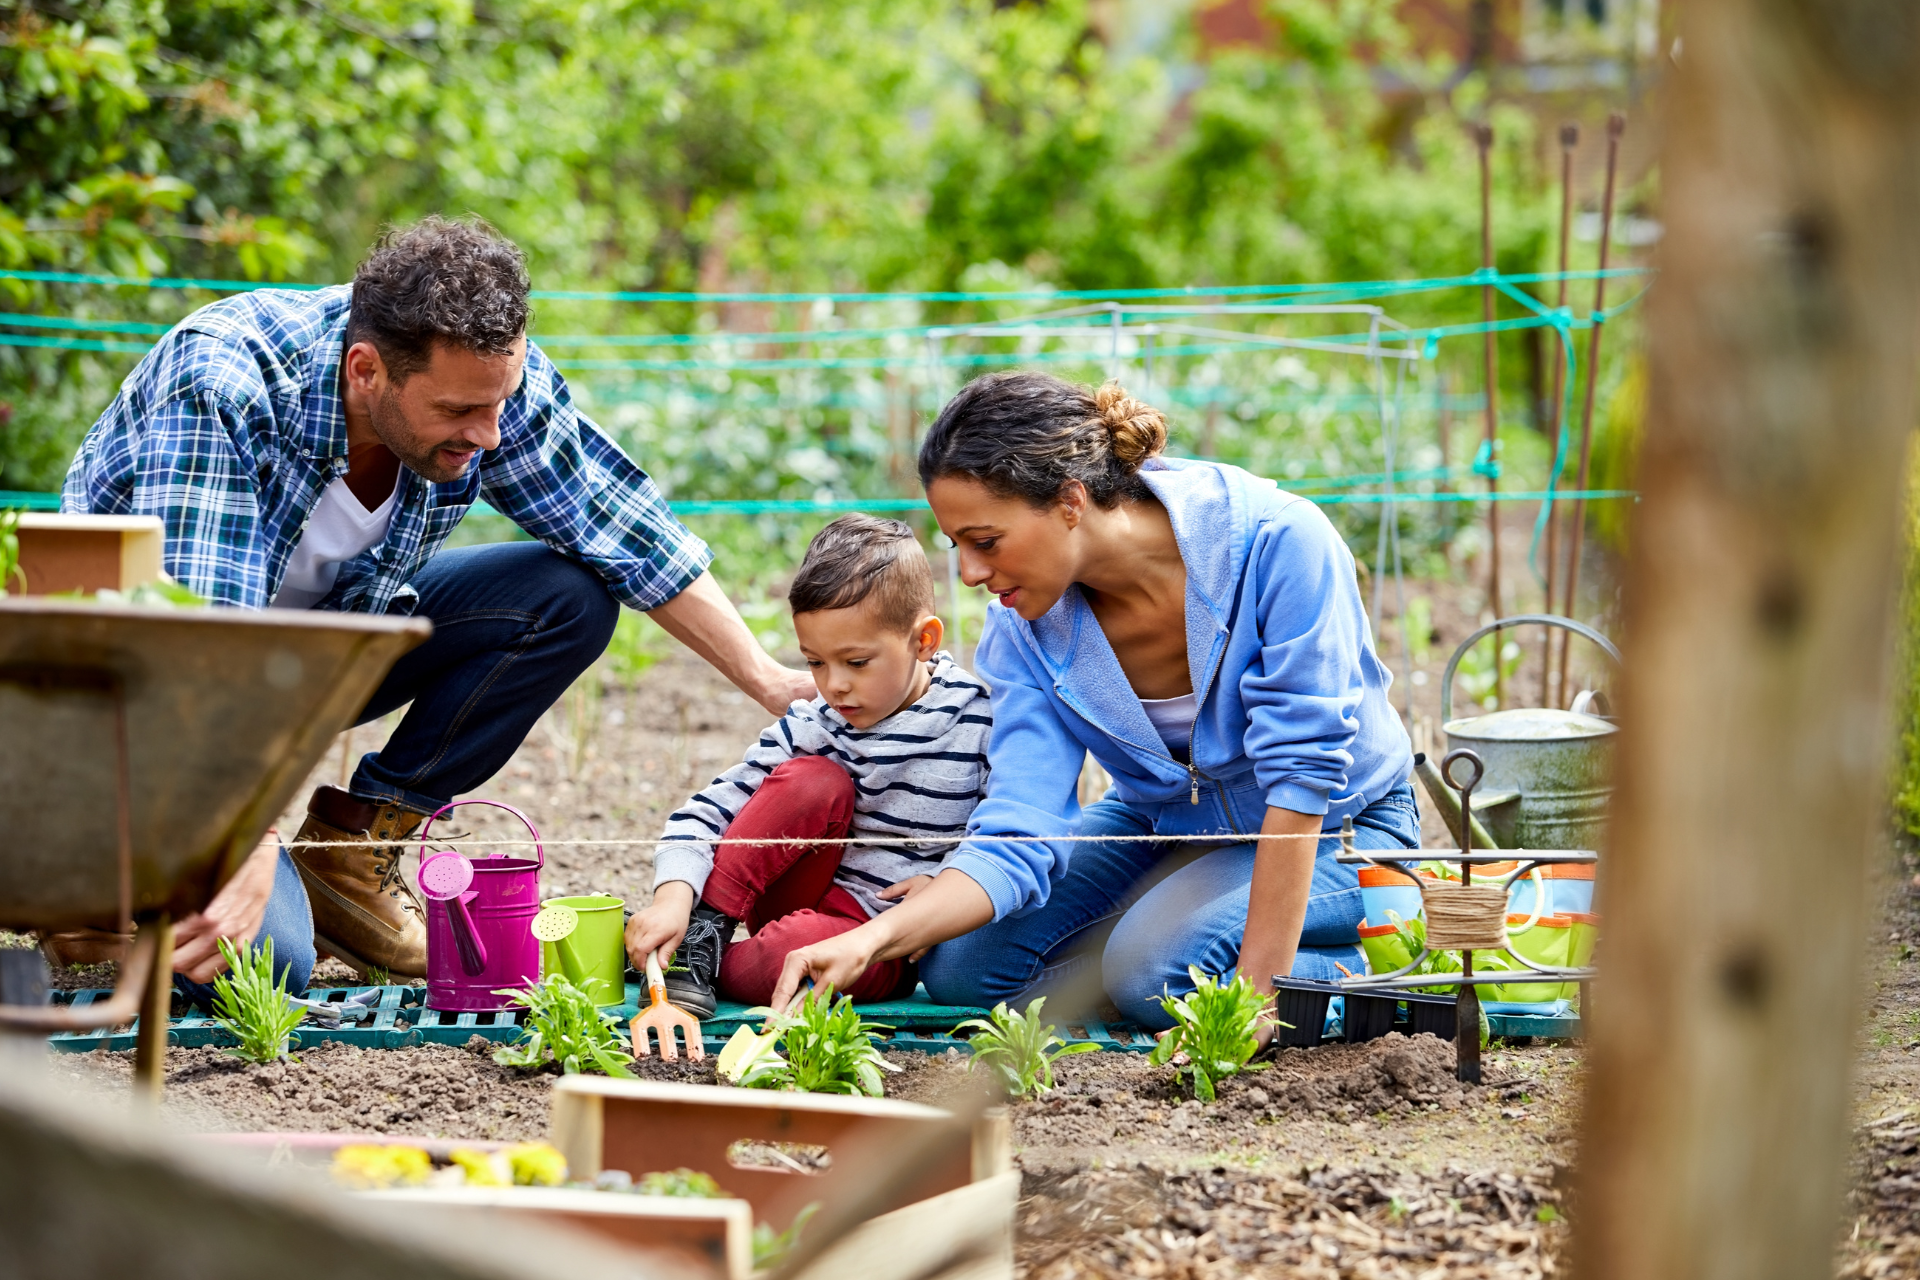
[[63, 286, 711, 613]]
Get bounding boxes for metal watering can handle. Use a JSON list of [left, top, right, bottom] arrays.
[[417, 799, 545, 870], [1439, 613, 1623, 723]]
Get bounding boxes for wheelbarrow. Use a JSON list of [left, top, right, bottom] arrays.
[[0, 597, 429, 1091]]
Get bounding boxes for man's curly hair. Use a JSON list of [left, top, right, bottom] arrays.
[[346, 215, 530, 381]]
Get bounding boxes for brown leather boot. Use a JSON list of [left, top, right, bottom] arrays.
[[38, 927, 133, 969], [288, 786, 429, 979]]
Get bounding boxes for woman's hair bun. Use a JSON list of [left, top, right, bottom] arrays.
[[1094, 382, 1168, 469]]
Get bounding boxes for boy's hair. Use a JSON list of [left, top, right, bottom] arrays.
[[788, 514, 936, 634]]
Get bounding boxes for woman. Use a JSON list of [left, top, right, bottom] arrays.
[[768, 371, 1418, 1029]]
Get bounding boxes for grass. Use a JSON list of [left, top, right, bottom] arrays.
[[955, 996, 1099, 1098], [1148, 967, 1277, 1102], [210, 937, 305, 1064], [493, 972, 635, 1077]]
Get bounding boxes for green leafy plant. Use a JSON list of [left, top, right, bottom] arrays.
[[638, 1168, 726, 1198], [1148, 966, 1276, 1102], [752, 1204, 820, 1270], [954, 997, 1099, 1098], [1387, 913, 1465, 993], [493, 973, 635, 1078], [211, 936, 305, 1064], [1455, 636, 1525, 711], [738, 987, 900, 1097], [0, 509, 24, 595]]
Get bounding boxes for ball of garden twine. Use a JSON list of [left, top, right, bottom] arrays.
[[1418, 879, 1509, 950]]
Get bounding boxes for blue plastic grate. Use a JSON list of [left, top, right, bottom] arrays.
[[42, 983, 1576, 1056]]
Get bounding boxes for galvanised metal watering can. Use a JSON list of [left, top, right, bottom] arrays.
[[1439, 614, 1621, 853]]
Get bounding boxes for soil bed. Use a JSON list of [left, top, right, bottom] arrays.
[[30, 574, 1920, 1276]]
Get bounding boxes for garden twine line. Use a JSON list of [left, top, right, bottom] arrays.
[[279, 832, 1559, 851]]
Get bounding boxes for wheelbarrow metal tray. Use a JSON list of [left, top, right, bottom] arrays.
[[0, 598, 429, 929]]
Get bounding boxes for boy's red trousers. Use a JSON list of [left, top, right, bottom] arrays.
[[699, 754, 915, 1005]]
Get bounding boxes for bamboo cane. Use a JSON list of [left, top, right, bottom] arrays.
[[1542, 124, 1578, 707], [1555, 113, 1625, 703], [1475, 122, 1502, 705]]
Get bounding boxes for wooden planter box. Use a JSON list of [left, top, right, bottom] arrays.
[[13, 513, 164, 596], [549, 1077, 1016, 1279], [367, 1187, 753, 1280]]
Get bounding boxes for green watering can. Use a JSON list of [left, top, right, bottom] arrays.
[[1437, 614, 1622, 853]]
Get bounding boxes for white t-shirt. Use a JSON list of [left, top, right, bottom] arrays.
[[271, 475, 400, 609], [1140, 692, 1198, 753]]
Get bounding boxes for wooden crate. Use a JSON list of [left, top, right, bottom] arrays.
[[15, 513, 165, 595], [550, 1078, 1012, 1236], [790, 1171, 1019, 1280], [367, 1188, 753, 1280]]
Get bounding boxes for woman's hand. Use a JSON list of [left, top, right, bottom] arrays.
[[172, 832, 281, 983], [770, 869, 996, 1012], [770, 927, 884, 1013], [626, 881, 695, 970], [876, 875, 935, 904], [1240, 806, 1323, 1049]]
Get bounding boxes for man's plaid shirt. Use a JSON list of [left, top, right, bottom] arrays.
[[63, 286, 711, 614]]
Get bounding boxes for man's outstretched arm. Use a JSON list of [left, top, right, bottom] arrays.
[[646, 569, 815, 716]]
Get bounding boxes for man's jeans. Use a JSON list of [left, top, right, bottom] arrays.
[[180, 542, 617, 1005], [919, 783, 1421, 1030]]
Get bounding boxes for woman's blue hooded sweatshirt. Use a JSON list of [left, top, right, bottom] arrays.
[[947, 457, 1414, 921]]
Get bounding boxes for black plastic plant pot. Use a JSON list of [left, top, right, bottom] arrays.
[[1400, 991, 1458, 1040], [1343, 992, 1398, 1044], [1272, 978, 1339, 1048]]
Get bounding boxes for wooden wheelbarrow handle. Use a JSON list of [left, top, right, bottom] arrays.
[[0, 924, 159, 1032]]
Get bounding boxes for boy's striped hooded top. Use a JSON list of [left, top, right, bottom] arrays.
[[653, 651, 992, 918]]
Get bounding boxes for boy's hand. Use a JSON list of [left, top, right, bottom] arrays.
[[626, 882, 696, 970], [876, 876, 935, 905]]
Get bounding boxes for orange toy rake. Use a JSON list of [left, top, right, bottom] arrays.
[[632, 950, 705, 1061]]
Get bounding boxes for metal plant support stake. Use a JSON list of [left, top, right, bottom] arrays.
[[1446, 749, 1485, 1085], [1557, 113, 1626, 704], [1542, 123, 1579, 707], [1475, 122, 1503, 708]]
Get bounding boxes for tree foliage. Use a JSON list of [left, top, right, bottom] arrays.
[[1, 0, 1571, 526]]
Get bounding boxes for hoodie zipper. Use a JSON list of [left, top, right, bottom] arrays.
[[1185, 636, 1229, 804]]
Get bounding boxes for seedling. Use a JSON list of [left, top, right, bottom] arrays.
[[638, 1168, 726, 1198], [954, 996, 1099, 1098], [210, 936, 305, 1063], [1148, 966, 1276, 1102], [753, 1204, 819, 1270], [738, 986, 901, 1097], [493, 972, 635, 1077], [1388, 913, 1465, 992]]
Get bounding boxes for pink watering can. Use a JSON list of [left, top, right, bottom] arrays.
[[417, 800, 544, 1013]]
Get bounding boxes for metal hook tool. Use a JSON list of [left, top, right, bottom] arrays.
[[1442, 747, 1487, 1084]]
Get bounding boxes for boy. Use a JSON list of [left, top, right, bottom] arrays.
[[625, 514, 991, 1014]]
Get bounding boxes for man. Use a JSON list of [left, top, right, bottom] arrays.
[[58, 216, 812, 991]]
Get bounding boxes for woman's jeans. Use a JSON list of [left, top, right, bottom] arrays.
[[920, 783, 1421, 1030]]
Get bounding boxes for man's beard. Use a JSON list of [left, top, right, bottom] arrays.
[[368, 386, 476, 484]]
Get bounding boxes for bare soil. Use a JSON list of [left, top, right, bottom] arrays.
[[31, 568, 1920, 1277]]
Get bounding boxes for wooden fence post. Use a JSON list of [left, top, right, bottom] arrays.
[[1573, 4, 1920, 1280]]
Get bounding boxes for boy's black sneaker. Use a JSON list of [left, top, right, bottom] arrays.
[[658, 903, 735, 1019]]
